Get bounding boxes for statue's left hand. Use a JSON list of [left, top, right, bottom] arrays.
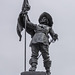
[[53, 34, 58, 41]]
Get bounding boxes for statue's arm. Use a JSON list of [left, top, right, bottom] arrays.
[[26, 15, 36, 38], [26, 20, 37, 30], [49, 27, 58, 41]]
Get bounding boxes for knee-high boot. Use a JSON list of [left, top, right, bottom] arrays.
[[44, 59, 52, 75], [29, 57, 38, 71]]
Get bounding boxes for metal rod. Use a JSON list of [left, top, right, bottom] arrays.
[[24, 14, 27, 71]]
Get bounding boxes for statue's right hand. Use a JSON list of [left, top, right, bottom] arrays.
[[23, 4, 31, 12], [20, 11, 27, 17]]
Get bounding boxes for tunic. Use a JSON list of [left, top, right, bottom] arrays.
[[26, 22, 55, 46]]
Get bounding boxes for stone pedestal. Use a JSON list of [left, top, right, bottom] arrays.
[[21, 71, 46, 75]]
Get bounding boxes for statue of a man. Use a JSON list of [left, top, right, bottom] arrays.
[[17, 12, 58, 75], [17, 1, 58, 75]]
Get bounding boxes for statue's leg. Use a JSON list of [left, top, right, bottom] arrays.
[[40, 44, 51, 75], [29, 44, 39, 71]]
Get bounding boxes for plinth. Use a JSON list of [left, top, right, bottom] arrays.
[[21, 71, 46, 75]]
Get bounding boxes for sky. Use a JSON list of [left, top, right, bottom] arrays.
[[0, 0, 75, 75]]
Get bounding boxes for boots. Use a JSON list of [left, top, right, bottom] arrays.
[[46, 69, 51, 75], [29, 58, 37, 71], [44, 60, 52, 75], [29, 63, 37, 71], [29, 66, 36, 71]]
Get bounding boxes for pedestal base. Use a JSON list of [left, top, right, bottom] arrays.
[[21, 71, 46, 75]]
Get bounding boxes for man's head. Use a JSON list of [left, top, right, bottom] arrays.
[[38, 12, 53, 27]]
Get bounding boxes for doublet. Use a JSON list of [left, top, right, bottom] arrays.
[[30, 24, 51, 46]]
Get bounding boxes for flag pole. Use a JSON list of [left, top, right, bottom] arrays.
[[24, 14, 27, 72], [23, 0, 30, 72]]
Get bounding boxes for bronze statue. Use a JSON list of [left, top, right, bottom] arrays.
[[17, 0, 58, 75]]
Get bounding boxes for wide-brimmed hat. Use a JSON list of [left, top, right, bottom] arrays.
[[38, 12, 53, 27]]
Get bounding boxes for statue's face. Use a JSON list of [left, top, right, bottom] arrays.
[[40, 17, 49, 25]]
